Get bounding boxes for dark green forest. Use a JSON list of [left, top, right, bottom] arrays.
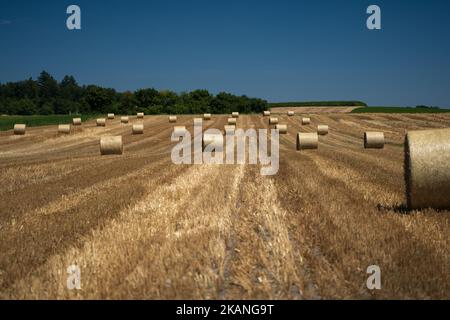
[[0, 71, 268, 115]]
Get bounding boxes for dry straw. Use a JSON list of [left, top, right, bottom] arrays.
[[202, 133, 223, 151], [232, 112, 239, 118], [132, 124, 144, 135], [228, 118, 237, 125], [173, 126, 187, 135], [203, 113, 212, 120], [288, 111, 295, 116], [276, 124, 287, 134], [169, 116, 177, 123], [14, 124, 26, 135], [58, 124, 71, 134], [404, 128, 450, 209], [296, 132, 318, 150], [302, 117, 311, 125], [364, 132, 384, 149], [269, 117, 279, 125], [317, 125, 329, 135], [121, 116, 129, 124], [263, 111, 271, 116], [107, 113, 115, 120], [100, 136, 123, 155], [96, 118, 106, 127], [72, 118, 82, 126], [137, 112, 144, 119], [224, 125, 235, 135]]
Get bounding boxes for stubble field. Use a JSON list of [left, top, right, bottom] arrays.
[[0, 112, 449, 299]]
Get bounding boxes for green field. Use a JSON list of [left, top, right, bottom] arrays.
[[0, 115, 97, 131], [269, 101, 367, 107], [351, 107, 450, 114]]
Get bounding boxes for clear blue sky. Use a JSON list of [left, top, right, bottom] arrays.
[[1, 0, 450, 107]]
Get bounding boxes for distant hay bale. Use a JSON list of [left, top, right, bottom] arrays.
[[169, 116, 177, 123], [203, 113, 212, 120], [296, 132, 318, 150], [121, 116, 129, 124], [173, 126, 187, 135], [224, 125, 236, 135], [96, 118, 106, 127], [100, 136, 123, 155], [202, 133, 223, 150], [228, 118, 237, 125], [107, 113, 115, 120], [194, 118, 203, 126], [317, 125, 329, 135], [302, 117, 311, 125], [58, 124, 71, 134], [276, 124, 287, 134], [288, 111, 295, 116], [263, 111, 271, 116], [232, 112, 239, 118], [364, 132, 384, 149], [72, 118, 82, 126], [269, 117, 279, 125], [13, 124, 26, 135], [137, 112, 144, 119], [132, 124, 144, 134], [404, 128, 450, 209]]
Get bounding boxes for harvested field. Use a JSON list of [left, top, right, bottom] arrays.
[[270, 106, 360, 114], [0, 114, 449, 299]]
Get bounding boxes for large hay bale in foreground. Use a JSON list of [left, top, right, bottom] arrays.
[[132, 124, 144, 134], [137, 112, 144, 119], [14, 124, 26, 135], [404, 128, 450, 209], [203, 113, 211, 120], [107, 113, 115, 120], [317, 125, 329, 135], [302, 117, 311, 125], [232, 112, 239, 118], [296, 132, 318, 150], [288, 111, 295, 116], [173, 126, 187, 135], [263, 111, 271, 116], [96, 118, 106, 127], [72, 118, 82, 126], [276, 124, 287, 134], [58, 124, 71, 134], [364, 132, 384, 149], [121, 116, 129, 124], [169, 116, 177, 123], [228, 118, 237, 125], [100, 136, 123, 155], [202, 133, 223, 151], [269, 117, 279, 125]]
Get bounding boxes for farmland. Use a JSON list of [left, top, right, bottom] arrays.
[[0, 112, 449, 299]]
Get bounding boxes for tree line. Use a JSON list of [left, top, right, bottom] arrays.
[[0, 71, 268, 115]]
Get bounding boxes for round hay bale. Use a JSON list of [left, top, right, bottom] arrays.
[[96, 118, 106, 127], [202, 133, 222, 150], [263, 111, 271, 116], [232, 112, 239, 118], [302, 117, 311, 125], [58, 124, 71, 134], [228, 118, 237, 125], [317, 125, 329, 135], [296, 132, 318, 150], [194, 118, 203, 126], [364, 132, 384, 149], [276, 124, 287, 134], [100, 136, 123, 155], [169, 116, 177, 123], [13, 124, 26, 135], [137, 112, 144, 119], [288, 111, 295, 116], [269, 117, 279, 125], [121, 116, 129, 124], [173, 126, 187, 135], [203, 113, 212, 120], [72, 118, 82, 126], [132, 124, 144, 134], [107, 113, 115, 120], [224, 125, 236, 135], [404, 128, 450, 209]]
